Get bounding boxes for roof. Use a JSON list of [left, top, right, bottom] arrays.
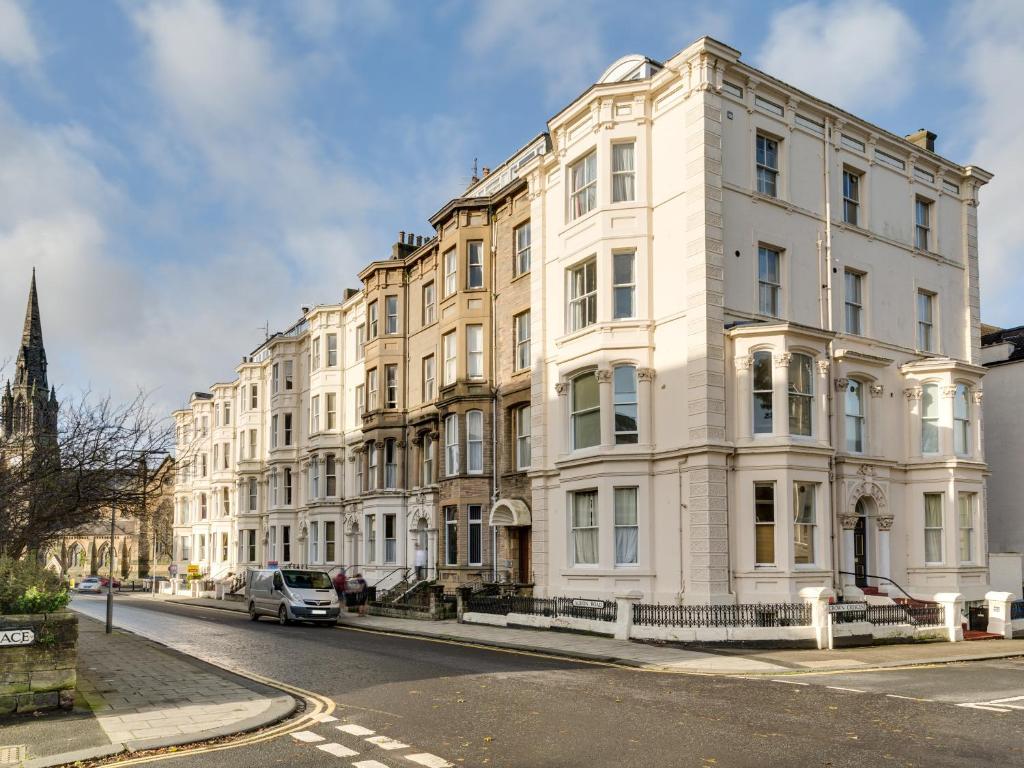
[[982, 325, 1024, 364]]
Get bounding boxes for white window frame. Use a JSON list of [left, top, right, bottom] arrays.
[[569, 151, 597, 220], [514, 221, 531, 276], [515, 405, 531, 471], [368, 300, 378, 338], [844, 379, 864, 454], [612, 251, 635, 320], [788, 354, 814, 437], [921, 383, 939, 455], [367, 368, 378, 411], [614, 487, 638, 566], [917, 290, 934, 351], [953, 384, 970, 457], [445, 413, 459, 476], [570, 489, 599, 566], [844, 270, 863, 335], [311, 395, 320, 434], [468, 505, 483, 566], [467, 240, 484, 289], [514, 311, 531, 371], [611, 142, 636, 203], [568, 258, 597, 332], [326, 333, 337, 366], [571, 371, 600, 450], [423, 281, 436, 325], [423, 354, 436, 402], [915, 197, 931, 251], [385, 364, 398, 409], [793, 482, 817, 566], [443, 331, 456, 386], [326, 392, 336, 430], [444, 248, 457, 297], [385, 295, 398, 334], [758, 246, 781, 318], [958, 492, 976, 564], [756, 134, 779, 197], [842, 168, 860, 225], [384, 438, 397, 489], [924, 492, 944, 564], [613, 364, 639, 445], [754, 481, 775, 566], [752, 351, 773, 435], [467, 324, 483, 380], [467, 409, 483, 474]]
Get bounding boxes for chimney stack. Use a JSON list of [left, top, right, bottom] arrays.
[[482, 167, 491, 177], [416, 235, 423, 246], [301, 306, 310, 315], [906, 129, 936, 153], [398, 230, 406, 243]]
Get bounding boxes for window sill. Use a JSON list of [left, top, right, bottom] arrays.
[[560, 568, 656, 577]]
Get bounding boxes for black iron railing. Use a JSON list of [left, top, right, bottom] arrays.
[[632, 602, 812, 628], [465, 594, 617, 622], [832, 602, 945, 627]]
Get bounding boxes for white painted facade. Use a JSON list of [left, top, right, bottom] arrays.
[[524, 39, 992, 604]]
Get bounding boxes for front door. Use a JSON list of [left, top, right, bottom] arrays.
[[854, 516, 867, 587], [517, 527, 531, 584]]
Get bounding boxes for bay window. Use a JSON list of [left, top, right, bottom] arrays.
[[953, 384, 970, 456], [614, 487, 638, 565], [844, 380, 864, 453], [571, 490, 599, 565], [467, 410, 483, 474], [468, 505, 482, 566], [754, 482, 775, 566], [613, 365, 638, 444], [611, 142, 635, 203], [571, 372, 600, 450], [924, 493, 944, 563], [569, 151, 597, 219], [793, 482, 816, 565], [445, 413, 459, 476], [788, 354, 813, 437], [467, 241, 484, 289], [921, 383, 939, 454], [467, 324, 483, 379], [569, 258, 597, 331]]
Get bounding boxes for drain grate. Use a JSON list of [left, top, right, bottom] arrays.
[[0, 745, 26, 766]]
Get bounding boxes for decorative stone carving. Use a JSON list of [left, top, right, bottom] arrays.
[[410, 434, 423, 446], [554, 382, 567, 396], [869, 384, 884, 398], [397, 440, 406, 448], [637, 367, 656, 382], [834, 377, 849, 391], [904, 387, 922, 400], [857, 464, 875, 477], [876, 517, 894, 532], [973, 390, 984, 404], [734, 355, 753, 372], [595, 369, 612, 384], [774, 352, 792, 368], [847, 480, 888, 516], [429, 431, 440, 441], [374, 441, 385, 450], [840, 514, 860, 530], [942, 385, 958, 398], [816, 360, 830, 375], [347, 454, 357, 462]]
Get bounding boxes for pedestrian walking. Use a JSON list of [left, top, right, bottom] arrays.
[[332, 569, 347, 602], [351, 572, 368, 616]]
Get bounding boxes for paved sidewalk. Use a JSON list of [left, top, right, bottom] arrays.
[[1, 614, 295, 768], [160, 594, 1024, 675]]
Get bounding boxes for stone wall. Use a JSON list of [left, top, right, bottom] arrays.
[[0, 612, 77, 715]]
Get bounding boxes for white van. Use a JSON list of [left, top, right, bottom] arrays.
[[246, 568, 340, 625]]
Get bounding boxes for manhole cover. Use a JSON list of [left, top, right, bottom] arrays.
[[0, 745, 26, 765]]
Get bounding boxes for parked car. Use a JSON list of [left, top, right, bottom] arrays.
[[74, 577, 103, 593], [97, 576, 122, 589], [141, 576, 169, 588], [246, 568, 340, 625]]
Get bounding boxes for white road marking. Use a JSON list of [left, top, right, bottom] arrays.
[[338, 724, 376, 736], [406, 754, 455, 768], [959, 703, 1013, 713], [291, 730, 326, 743], [365, 735, 410, 750], [314, 713, 339, 723], [353, 762, 391, 768], [827, 686, 866, 693], [989, 695, 1024, 708], [957, 694, 1024, 713], [886, 694, 932, 702], [771, 679, 809, 686], [317, 743, 360, 757]]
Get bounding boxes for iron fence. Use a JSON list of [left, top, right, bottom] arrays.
[[1012, 600, 1024, 621], [632, 602, 812, 628], [465, 594, 617, 622], [832, 602, 945, 627]]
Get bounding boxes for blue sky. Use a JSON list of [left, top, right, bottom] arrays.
[[1, 0, 1021, 417]]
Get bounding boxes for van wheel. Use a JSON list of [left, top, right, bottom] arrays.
[[278, 606, 290, 626], [249, 602, 259, 621]]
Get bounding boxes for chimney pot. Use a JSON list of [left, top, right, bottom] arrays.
[[407, 233, 415, 245], [482, 167, 491, 177], [416, 235, 423, 246], [398, 230, 405, 242], [301, 306, 310, 314]]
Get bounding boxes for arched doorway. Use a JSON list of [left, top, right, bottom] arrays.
[[853, 498, 868, 587]]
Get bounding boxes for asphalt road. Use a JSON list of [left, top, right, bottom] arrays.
[[71, 595, 1024, 767]]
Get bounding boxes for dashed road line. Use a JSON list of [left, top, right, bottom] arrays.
[[317, 742, 360, 757], [365, 735, 410, 750], [771, 679, 809, 686], [353, 761, 390, 768], [886, 694, 933, 702], [406, 753, 455, 768], [314, 713, 339, 723], [339, 724, 376, 736], [291, 731, 326, 743], [827, 686, 866, 693]]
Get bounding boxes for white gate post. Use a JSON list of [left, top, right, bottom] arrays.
[[934, 592, 964, 642], [985, 591, 1014, 638], [799, 586, 834, 650], [614, 591, 643, 640]]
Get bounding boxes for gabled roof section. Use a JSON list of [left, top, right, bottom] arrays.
[[598, 54, 663, 84]]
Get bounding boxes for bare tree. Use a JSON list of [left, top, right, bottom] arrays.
[[0, 390, 179, 559]]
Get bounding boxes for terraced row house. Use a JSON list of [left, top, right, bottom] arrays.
[[172, 36, 994, 605]]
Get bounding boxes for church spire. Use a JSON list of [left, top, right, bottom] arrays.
[[16, 268, 47, 391]]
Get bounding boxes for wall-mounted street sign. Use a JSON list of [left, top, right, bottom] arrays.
[[168, 564, 178, 577], [0, 628, 35, 647], [571, 599, 606, 609], [827, 602, 868, 614], [187, 565, 200, 576]]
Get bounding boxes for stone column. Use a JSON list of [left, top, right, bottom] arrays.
[[375, 441, 385, 490], [638, 368, 655, 446], [734, 355, 753, 442], [840, 514, 857, 587], [596, 369, 613, 446], [972, 390, 984, 461], [554, 382, 568, 456], [941, 385, 957, 457], [868, 384, 884, 456], [773, 353, 791, 436], [816, 360, 830, 442], [834, 377, 849, 450], [876, 516, 893, 593]]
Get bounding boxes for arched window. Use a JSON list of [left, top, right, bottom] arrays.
[[445, 413, 459, 476], [921, 383, 939, 454], [844, 380, 864, 453], [571, 372, 600, 449], [752, 351, 773, 434], [788, 354, 813, 437], [953, 384, 970, 456], [613, 365, 638, 444], [467, 410, 483, 474]]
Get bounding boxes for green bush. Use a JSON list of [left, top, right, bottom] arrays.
[[0, 556, 71, 615]]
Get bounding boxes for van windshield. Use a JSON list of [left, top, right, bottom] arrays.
[[281, 570, 332, 590]]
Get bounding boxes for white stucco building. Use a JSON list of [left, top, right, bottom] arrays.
[[523, 38, 992, 604]]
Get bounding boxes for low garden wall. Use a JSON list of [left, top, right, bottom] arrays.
[[0, 612, 78, 715]]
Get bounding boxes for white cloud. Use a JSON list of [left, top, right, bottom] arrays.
[[0, 0, 40, 69], [755, 0, 921, 112], [462, 0, 608, 103], [952, 1, 1024, 326]]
